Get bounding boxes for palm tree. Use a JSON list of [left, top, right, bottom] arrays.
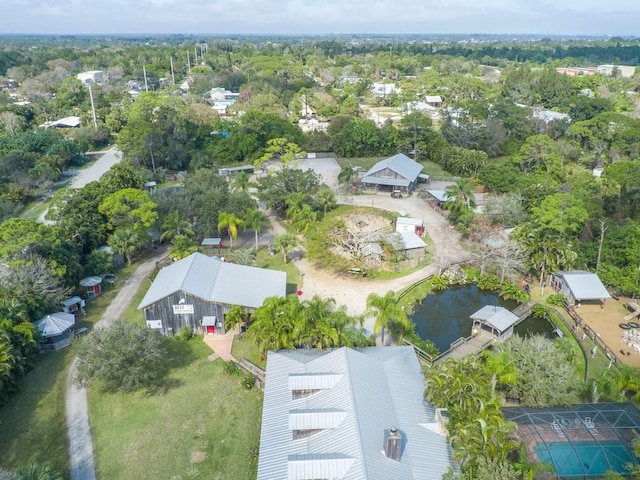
[[291, 204, 317, 236], [444, 179, 476, 215], [243, 209, 268, 250], [248, 296, 303, 354], [224, 305, 246, 332], [160, 211, 194, 242], [108, 227, 144, 265], [169, 235, 197, 260], [365, 291, 411, 346], [231, 248, 256, 266], [273, 233, 298, 264], [338, 164, 355, 185], [232, 171, 251, 192], [217, 212, 243, 248], [285, 192, 306, 221], [317, 187, 336, 215], [11, 461, 62, 480]]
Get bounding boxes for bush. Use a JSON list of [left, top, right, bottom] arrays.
[[222, 360, 241, 376], [546, 293, 566, 307], [240, 372, 256, 390], [75, 320, 169, 393], [179, 326, 194, 341]]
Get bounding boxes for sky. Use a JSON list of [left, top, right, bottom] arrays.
[[1, 0, 639, 36]]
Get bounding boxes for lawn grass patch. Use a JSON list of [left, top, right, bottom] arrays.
[[0, 347, 75, 477], [231, 336, 266, 370], [88, 338, 263, 480], [254, 247, 301, 292]]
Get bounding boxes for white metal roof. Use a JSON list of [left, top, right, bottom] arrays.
[[396, 217, 423, 226], [362, 154, 423, 185], [470, 305, 519, 333], [138, 252, 286, 309], [554, 270, 611, 300], [257, 347, 453, 480]]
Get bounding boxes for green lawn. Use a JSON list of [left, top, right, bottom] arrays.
[[232, 336, 266, 370], [0, 347, 75, 477], [254, 247, 301, 293], [88, 339, 263, 480]]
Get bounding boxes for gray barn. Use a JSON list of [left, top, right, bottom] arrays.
[[138, 252, 286, 336]]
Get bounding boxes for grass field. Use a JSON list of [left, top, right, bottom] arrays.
[[0, 347, 75, 477], [254, 247, 301, 294], [88, 338, 263, 480]]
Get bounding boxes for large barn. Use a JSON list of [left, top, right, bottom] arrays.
[[360, 153, 425, 194], [138, 252, 286, 336]]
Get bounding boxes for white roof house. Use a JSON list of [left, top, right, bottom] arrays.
[[396, 217, 424, 233], [40, 116, 81, 129], [471, 305, 519, 337], [371, 82, 401, 97], [76, 70, 106, 85], [257, 346, 453, 480]]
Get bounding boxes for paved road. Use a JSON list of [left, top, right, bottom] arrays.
[[38, 147, 122, 224], [65, 248, 168, 480]]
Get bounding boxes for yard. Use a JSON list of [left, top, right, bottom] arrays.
[[88, 339, 263, 480]]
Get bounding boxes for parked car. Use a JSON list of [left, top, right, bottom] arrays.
[[391, 190, 403, 199]]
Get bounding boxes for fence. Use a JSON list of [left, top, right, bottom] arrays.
[[239, 358, 266, 389]]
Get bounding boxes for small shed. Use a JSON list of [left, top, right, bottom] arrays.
[[550, 271, 611, 305], [396, 217, 425, 236], [471, 305, 519, 338], [80, 276, 103, 299], [36, 312, 76, 351], [62, 296, 86, 315], [201, 237, 223, 249], [98, 245, 125, 268]]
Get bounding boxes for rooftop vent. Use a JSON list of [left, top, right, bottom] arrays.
[[383, 427, 403, 461]]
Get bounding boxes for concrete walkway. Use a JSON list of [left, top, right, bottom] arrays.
[[202, 330, 236, 361], [66, 248, 168, 480]]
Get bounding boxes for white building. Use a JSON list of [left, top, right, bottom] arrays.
[[76, 70, 106, 85]]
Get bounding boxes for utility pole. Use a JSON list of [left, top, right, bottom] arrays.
[[88, 83, 98, 129], [143, 65, 149, 92], [187, 51, 191, 71], [170, 56, 175, 86]]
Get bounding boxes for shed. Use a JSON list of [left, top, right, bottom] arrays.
[[550, 271, 611, 305], [396, 217, 424, 236], [471, 305, 519, 338], [80, 276, 102, 299], [201, 237, 223, 248], [62, 296, 86, 315], [35, 312, 76, 351]]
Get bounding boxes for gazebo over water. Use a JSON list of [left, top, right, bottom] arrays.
[[471, 305, 519, 338]]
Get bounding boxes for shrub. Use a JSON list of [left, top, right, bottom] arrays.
[[222, 360, 241, 376], [546, 293, 566, 307], [241, 372, 256, 390], [179, 326, 194, 341]]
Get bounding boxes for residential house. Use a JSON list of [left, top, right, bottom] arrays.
[[40, 116, 81, 129], [138, 252, 286, 336], [597, 65, 636, 78], [395, 217, 425, 236], [76, 70, 106, 85], [371, 82, 401, 98], [424, 95, 443, 107], [257, 346, 453, 480], [360, 153, 424, 193]]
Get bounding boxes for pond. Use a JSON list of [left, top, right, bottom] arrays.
[[410, 284, 555, 352]]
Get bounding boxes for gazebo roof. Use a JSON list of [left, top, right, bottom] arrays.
[[80, 276, 102, 287], [471, 305, 519, 334], [36, 312, 76, 337]]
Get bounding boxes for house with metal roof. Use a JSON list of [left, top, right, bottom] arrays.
[[550, 270, 611, 305], [138, 252, 286, 336], [257, 346, 453, 480], [360, 153, 424, 193]]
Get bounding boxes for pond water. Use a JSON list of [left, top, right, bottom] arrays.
[[410, 284, 555, 352]]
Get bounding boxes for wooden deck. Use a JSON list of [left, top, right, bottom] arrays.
[[434, 330, 496, 364]]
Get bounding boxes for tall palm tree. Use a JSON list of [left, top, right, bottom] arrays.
[[160, 211, 195, 242], [444, 179, 477, 215], [217, 212, 243, 248], [291, 204, 317, 236], [365, 291, 411, 346], [285, 192, 306, 221], [248, 296, 302, 354], [169, 235, 198, 261], [232, 171, 252, 192], [338, 164, 355, 185], [317, 187, 336, 215], [243, 209, 268, 251], [273, 233, 298, 264], [108, 227, 144, 265]]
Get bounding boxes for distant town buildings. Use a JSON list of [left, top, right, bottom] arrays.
[[76, 70, 107, 85], [556, 65, 636, 78]]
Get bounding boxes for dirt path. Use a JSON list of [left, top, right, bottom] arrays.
[[264, 191, 470, 333], [66, 248, 168, 480]]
